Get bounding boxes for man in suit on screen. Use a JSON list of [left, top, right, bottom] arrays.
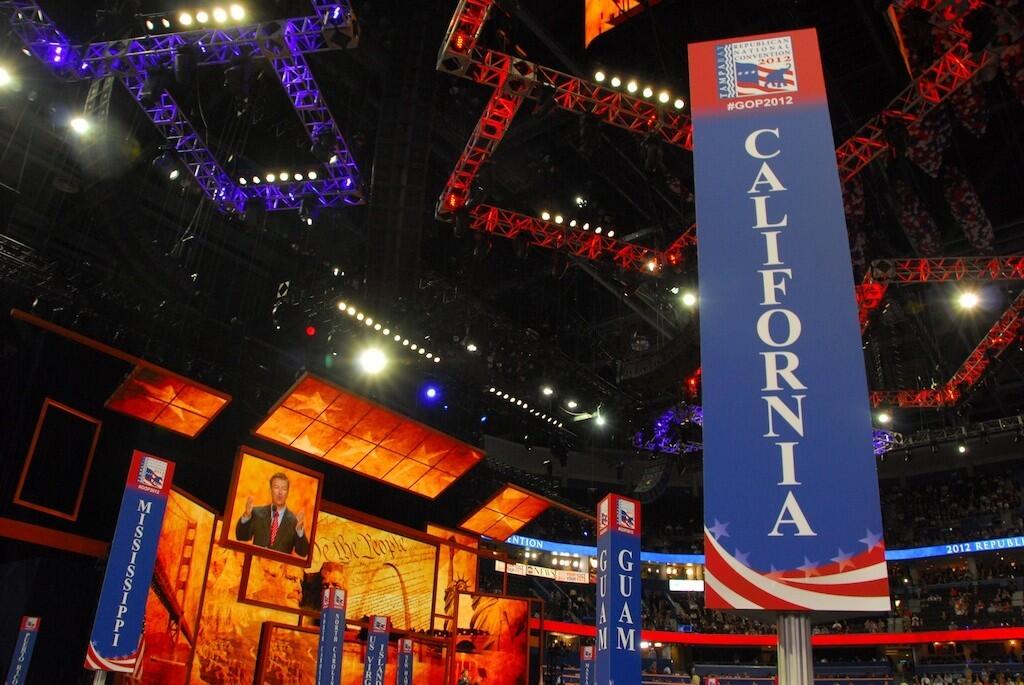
[[235, 471, 310, 557]]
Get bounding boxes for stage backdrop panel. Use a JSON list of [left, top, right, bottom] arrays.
[[141, 489, 217, 685], [453, 593, 530, 685], [243, 509, 437, 631], [688, 29, 889, 611], [255, 623, 447, 685], [189, 522, 298, 685], [427, 524, 479, 631]]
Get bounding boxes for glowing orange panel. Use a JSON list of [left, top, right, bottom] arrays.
[[254, 373, 483, 498], [106, 366, 230, 438], [459, 485, 552, 541]]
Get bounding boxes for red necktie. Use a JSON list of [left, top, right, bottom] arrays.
[[270, 508, 280, 546]]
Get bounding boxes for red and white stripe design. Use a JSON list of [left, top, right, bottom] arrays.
[[737, 67, 796, 95], [85, 642, 138, 673], [704, 529, 891, 611]]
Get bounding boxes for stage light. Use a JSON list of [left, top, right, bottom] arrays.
[[658, 91, 670, 103], [957, 443, 967, 454], [670, 286, 680, 295], [423, 384, 440, 401], [466, 342, 478, 352], [337, 301, 346, 311], [575, 195, 585, 206], [611, 76, 621, 87], [356, 312, 364, 321], [365, 317, 373, 325], [213, 7, 228, 23], [347, 307, 356, 315], [251, 176, 261, 184], [382, 328, 390, 335], [626, 80, 638, 93], [266, 173, 276, 182], [402, 339, 409, 346], [480, 415, 488, 423], [357, 347, 387, 374], [0, 67, 11, 87], [433, 357, 441, 363], [594, 226, 602, 234], [308, 170, 318, 180], [541, 211, 551, 221], [594, 70, 606, 82], [674, 98, 685, 109], [305, 325, 316, 337], [280, 171, 290, 181], [582, 223, 589, 230], [646, 259, 658, 272], [418, 348, 426, 355], [238, 177, 247, 185], [567, 400, 578, 409], [168, 168, 180, 180], [569, 219, 577, 228], [393, 334, 401, 341], [595, 414, 606, 426], [502, 393, 509, 399], [876, 411, 891, 424], [374, 323, 381, 331], [607, 230, 615, 238], [542, 386, 554, 396], [69, 116, 91, 135], [294, 173, 304, 181], [161, 17, 171, 28], [145, 19, 155, 31], [196, 10, 209, 23], [642, 86, 653, 98], [426, 352, 434, 360], [179, 12, 193, 26], [958, 291, 980, 309], [410, 343, 418, 351], [554, 215, 564, 224], [681, 291, 698, 307], [329, 153, 339, 164], [229, 4, 245, 20]]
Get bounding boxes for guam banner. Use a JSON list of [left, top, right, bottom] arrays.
[[688, 30, 889, 611], [316, 586, 347, 685], [4, 616, 40, 685], [579, 645, 595, 685], [395, 638, 413, 685], [595, 494, 640, 683], [362, 616, 390, 685], [85, 451, 175, 670]]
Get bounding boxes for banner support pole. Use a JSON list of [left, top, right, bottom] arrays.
[[777, 613, 813, 685]]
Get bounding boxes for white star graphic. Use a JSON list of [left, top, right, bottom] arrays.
[[708, 518, 730, 541], [831, 548, 855, 571], [859, 529, 884, 552], [798, 557, 819, 577], [734, 549, 750, 566]]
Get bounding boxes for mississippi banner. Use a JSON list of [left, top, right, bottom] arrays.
[[395, 638, 413, 685], [579, 645, 595, 685], [362, 616, 390, 685], [595, 494, 641, 682], [4, 616, 40, 685], [316, 586, 347, 685], [85, 451, 175, 670], [688, 30, 889, 612]]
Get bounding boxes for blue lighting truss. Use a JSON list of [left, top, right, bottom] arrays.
[[0, 0, 362, 214]]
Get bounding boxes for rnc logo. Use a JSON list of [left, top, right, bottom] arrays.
[[21, 617, 39, 632], [400, 639, 413, 653], [582, 645, 594, 660], [617, 499, 636, 533], [598, 499, 609, 533], [137, 456, 168, 490], [372, 616, 389, 632], [716, 36, 797, 99]]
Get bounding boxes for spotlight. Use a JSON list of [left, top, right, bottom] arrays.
[[607, 231, 615, 238], [337, 302, 346, 310], [308, 170, 318, 180], [674, 98, 685, 109], [179, 12, 193, 26], [541, 211, 551, 221], [646, 258, 658, 272], [229, 4, 245, 21], [876, 412, 891, 425], [595, 414, 607, 426], [252, 176, 261, 184], [168, 169, 180, 181], [393, 334, 401, 341], [958, 291, 980, 310], [347, 307, 356, 315], [294, 173, 303, 181], [196, 10, 209, 23], [658, 91, 670, 103], [382, 328, 390, 335], [280, 172, 290, 181], [305, 325, 316, 337], [356, 312, 364, 321], [626, 80, 638, 93], [365, 317, 373, 325], [418, 348, 426, 355], [161, 17, 171, 28], [152, 150, 180, 180], [582, 223, 590, 230], [575, 195, 585, 206], [410, 344, 418, 351], [681, 291, 698, 307], [957, 443, 967, 454], [569, 220, 577, 228], [542, 386, 554, 396], [554, 215, 564, 224], [374, 323, 381, 331], [611, 76, 621, 87], [145, 19, 155, 31], [423, 385, 441, 401], [480, 415, 488, 423], [642, 86, 653, 98], [567, 400, 578, 409], [238, 177, 247, 185], [213, 7, 228, 23], [357, 348, 387, 374], [69, 116, 91, 135], [466, 343, 478, 352], [266, 173, 276, 182], [594, 226, 602, 234], [402, 339, 409, 346], [594, 70, 606, 82], [0, 66, 11, 88]]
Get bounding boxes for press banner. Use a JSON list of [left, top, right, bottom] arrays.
[[395, 638, 413, 685], [362, 616, 390, 685], [85, 451, 175, 670], [579, 645, 595, 685], [595, 494, 641, 684], [316, 586, 347, 685], [687, 29, 889, 611], [4, 616, 40, 685]]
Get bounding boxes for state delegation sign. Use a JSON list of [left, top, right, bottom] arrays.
[[688, 29, 889, 612]]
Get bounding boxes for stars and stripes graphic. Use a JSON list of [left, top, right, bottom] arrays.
[[715, 36, 799, 99], [703, 525, 891, 611], [734, 62, 797, 96]]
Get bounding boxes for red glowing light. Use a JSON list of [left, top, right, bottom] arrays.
[[447, 193, 461, 209], [305, 325, 317, 337], [453, 32, 467, 51]]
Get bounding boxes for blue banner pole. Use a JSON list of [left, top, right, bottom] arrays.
[[595, 494, 641, 685], [4, 616, 41, 685], [85, 451, 175, 672], [316, 586, 347, 685], [395, 638, 413, 685], [362, 616, 391, 685]]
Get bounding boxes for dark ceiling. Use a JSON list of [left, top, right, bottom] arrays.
[[1, 0, 1023, 475]]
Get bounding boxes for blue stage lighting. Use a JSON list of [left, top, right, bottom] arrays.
[[421, 383, 442, 403]]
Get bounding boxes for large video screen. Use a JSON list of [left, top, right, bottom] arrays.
[[243, 509, 438, 631], [453, 593, 531, 685]]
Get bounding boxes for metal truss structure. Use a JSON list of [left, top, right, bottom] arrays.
[[434, 0, 991, 274], [882, 412, 1024, 455], [0, 0, 362, 213]]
